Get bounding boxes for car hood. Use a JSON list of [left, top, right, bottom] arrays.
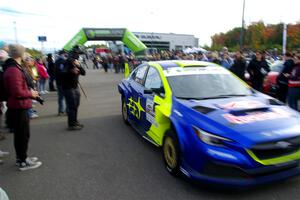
[[175, 96, 300, 148]]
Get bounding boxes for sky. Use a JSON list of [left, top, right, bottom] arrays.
[[0, 0, 299, 51]]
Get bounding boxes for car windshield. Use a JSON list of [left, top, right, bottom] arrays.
[[167, 73, 252, 100]]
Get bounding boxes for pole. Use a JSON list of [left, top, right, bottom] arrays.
[[78, 82, 87, 99], [282, 23, 287, 55], [13, 21, 18, 44], [240, 0, 246, 50]]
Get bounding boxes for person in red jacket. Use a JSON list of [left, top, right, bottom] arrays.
[[288, 53, 300, 111], [35, 57, 49, 94], [3, 44, 42, 171]]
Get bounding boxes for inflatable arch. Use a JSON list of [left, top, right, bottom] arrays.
[[63, 28, 147, 53]]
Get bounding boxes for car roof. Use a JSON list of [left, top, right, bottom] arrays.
[[148, 60, 218, 70]]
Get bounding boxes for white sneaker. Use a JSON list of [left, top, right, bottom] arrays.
[[16, 157, 39, 166], [44, 90, 49, 94], [27, 157, 39, 163], [18, 161, 42, 171], [40, 91, 45, 95]]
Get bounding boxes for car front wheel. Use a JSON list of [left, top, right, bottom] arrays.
[[122, 97, 129, 125], [163, 130, 181, 176]]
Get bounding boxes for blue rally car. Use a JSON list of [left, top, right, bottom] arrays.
[[118, 60, 300, 187]]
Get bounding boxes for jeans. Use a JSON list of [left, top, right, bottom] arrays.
[[63, 88, 80, 127], [49, 76, 56, 91], [39, 79, 46, 92], [57, 85, 66, 114], [7, 108, 30, 162], [288, 87, 300, 111]]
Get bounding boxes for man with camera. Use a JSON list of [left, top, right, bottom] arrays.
[[61, 51, 86, 130], [3, 44, 42, 171]]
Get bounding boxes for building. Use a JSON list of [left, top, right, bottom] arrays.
[[133, 32, 199, 51]]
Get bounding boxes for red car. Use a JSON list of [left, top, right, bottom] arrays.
[[263, 61, 283, 97]]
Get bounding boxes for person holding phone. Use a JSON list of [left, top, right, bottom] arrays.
[[61, 52, 86, 130]]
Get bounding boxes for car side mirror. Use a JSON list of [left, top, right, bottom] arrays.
[[152, 87, 165, 95]]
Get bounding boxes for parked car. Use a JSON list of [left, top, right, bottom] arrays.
[[263, 61, 284, 97]]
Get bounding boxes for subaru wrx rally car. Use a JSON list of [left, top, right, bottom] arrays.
[[118, 60, 300, 187]]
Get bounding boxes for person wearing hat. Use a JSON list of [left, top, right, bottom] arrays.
[[3, 44, 42, 171], [61, 51, 86, 130]]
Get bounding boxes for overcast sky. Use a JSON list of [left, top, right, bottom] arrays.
[[0, 0, 299, 50]]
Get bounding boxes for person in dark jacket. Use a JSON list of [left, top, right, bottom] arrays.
[[3, 44, 42, 171], [47, 53, 56, 91], [55, 50, 68, 116], [276, 52, 295, 102], [287, 54, 300, 111], [229, 51, 247, 80], [61, 52, 86, 130], [247, 51, 270, 92]]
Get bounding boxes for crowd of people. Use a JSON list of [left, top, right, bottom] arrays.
[[0, 43, 85, 173]]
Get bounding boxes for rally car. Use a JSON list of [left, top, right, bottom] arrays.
[[118, 60, 300, 187]]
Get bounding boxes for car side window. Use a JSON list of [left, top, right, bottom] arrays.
[[134, 65, 148, 85], [145, 67, 163, 89]]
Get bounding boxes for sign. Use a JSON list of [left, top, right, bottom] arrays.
[[83, 28, 125, 40], [38, 36, 47, 42]]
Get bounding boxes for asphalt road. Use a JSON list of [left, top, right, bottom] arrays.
[[1, 68, 300, 200]]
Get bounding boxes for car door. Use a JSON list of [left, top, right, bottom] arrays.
[[141, 66, 165, 141], [126, 64, 149, 130]]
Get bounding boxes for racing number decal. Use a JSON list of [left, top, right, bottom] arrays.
[[146, 99, 158, 127], [127, 97, 145, 119]]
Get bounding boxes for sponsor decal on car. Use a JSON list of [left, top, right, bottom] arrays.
[[127, 97, 145, 119], [223, 108, 291, 124], [220, 100, 265, 110], [146, 99, 158, 127]]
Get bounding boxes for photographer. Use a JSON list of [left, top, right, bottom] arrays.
[[3, 44, 42, 171], [61, 52, 86, 130]]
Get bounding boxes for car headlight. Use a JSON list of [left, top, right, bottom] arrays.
[[193, 127, 232, 147]]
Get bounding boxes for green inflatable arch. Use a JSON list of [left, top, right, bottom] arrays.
[[64, 28, 147, 53]]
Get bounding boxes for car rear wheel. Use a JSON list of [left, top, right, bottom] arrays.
[[122, 97, 129, 125], [163, 130, 181, 176]]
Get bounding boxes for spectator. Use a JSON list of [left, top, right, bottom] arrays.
[[197, 52, 208, 61], [23, 53, 39, 119], [0, 49, 9, 140], [247, 51, 270, 92], [3, 44, 42, 171], [287, 53, 300, 111], [277, 52, 295, 103], [55, 50, 68, 116], [36, 58, 49, 94], [221, 52, 234, 69], [61, 52, 86, 130], [229, 51, 247, 80], [47, 54, 56, 91]]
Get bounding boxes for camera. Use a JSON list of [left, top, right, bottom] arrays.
[[36, 96, 44, 105]]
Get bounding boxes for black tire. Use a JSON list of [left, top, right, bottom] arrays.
[[122, 97, 129, 125], [162, 129, 181, 176]]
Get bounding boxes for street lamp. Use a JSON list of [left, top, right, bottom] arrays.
[[240, 0, 246, 50]]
